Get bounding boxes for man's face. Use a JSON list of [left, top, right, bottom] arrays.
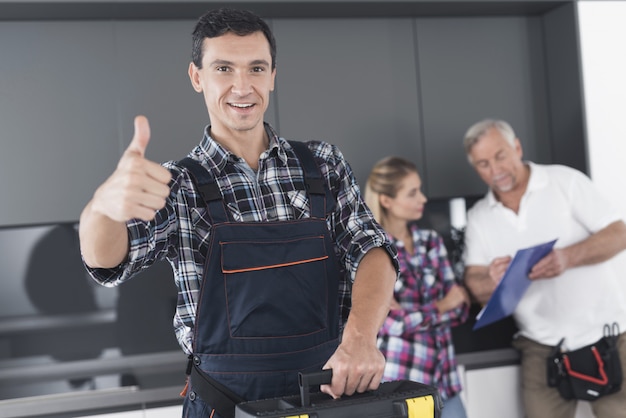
[[468, 127, 525, 194], [188, 31, 276, 138]]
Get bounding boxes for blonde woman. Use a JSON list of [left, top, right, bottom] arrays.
[[365, 156, 469, 418]]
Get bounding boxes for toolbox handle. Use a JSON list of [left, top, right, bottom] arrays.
[[298, 369, 333, 407]]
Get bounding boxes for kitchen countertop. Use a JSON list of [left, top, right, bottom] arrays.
[[0, 345, 520, 418]]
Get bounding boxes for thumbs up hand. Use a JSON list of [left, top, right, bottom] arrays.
[[92, 116, 173, 222], [125, 114, 152, 159]]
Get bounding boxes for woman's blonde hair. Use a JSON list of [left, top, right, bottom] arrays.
[[364, 156, 418, 225]]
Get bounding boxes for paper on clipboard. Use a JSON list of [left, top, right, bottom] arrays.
[[473, 239, 558, 330]]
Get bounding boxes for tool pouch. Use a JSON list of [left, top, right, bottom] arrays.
[[547, 323, 622, 401]]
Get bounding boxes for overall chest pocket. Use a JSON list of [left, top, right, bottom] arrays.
[[220, 235, 330, 338]]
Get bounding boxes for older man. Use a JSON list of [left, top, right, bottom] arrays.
[[461, 119, 626, 418]]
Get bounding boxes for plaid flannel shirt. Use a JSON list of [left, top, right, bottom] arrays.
[[86, 123, 397, 355], [377, 224, 468, 400]]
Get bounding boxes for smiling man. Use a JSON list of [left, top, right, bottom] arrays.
[[78, 8, 398, 418], [461, 119, 626, 418]]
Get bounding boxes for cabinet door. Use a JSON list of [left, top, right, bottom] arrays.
[[0, 21, 119, 226], [271, 18, 423, 189], [464, 365, 524, 418], [113, 20, 211, 164], [144, 405, 183, 418], [464, 364, 596, 418], [415, 16, 552, 198]]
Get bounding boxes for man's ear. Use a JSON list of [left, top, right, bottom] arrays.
[[270, 68, 276, 92], [514, 137, 523, 159], [188, 62, 203, 93]]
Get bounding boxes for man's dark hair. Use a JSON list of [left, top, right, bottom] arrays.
[[192, 8, 277, 70]]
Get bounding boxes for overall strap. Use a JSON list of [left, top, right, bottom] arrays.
[[288, 141, 334, 218], [177, 157, 229, 224]]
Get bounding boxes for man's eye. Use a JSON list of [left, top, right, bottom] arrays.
[[217, 66, 230, 72], [252, 67, 265, 73]]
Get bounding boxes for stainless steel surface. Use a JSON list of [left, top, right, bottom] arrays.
[[0, 350, 186, 385], [0, 348, 520, 417], [457, 348, 520, 371], [0, 385, 182, 418]]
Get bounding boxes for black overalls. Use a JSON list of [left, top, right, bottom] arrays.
[[179, 142, 341, 418]]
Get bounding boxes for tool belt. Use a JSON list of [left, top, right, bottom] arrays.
[[547, 323, 622, 401]]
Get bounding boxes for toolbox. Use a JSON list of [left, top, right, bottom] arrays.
[[234, 370, 442, 418]]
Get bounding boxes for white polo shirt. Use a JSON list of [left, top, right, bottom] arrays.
[[463, 162, 626, 349]]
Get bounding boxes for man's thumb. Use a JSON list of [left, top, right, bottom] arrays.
[[127, 115, 151, 157]]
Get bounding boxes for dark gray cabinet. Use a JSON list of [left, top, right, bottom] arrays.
[[272, 18, 423, 188], [0, 1, 585, 226], [272, 8, 583, 199], [0, 19, 282, 227], [415, 16, 552, 198], [113, 20, 206, 164], [0, 21, 206, 226], [0, 21, 120, 226]]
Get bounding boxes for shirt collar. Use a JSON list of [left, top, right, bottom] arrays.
[[385, 223, 418, 249], [486, 161, 547, 207], [196, 122, 287, 171], [265, 123, 289, 165]]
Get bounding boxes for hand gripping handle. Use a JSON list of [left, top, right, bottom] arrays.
[[298, 369, 333, 407]]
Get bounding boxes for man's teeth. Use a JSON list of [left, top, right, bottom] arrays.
[[231, 103, 253, 108]]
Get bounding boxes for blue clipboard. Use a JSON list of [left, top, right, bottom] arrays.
[[473, 239, 558, 330]]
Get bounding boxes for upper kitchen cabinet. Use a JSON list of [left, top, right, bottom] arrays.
[[270, 2, 584, 199], [415, 15, 552, 198], [414, 2, 585, 199], [0, 19, 274, 227], [0, 21, 120, 227], [112, 20, 208, 165], [0, 1, 585, 225], [271, 18, 423, 188]]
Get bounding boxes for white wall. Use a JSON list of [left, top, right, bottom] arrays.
[[578, 0, 626, 297], [579, 0, 626, 212]]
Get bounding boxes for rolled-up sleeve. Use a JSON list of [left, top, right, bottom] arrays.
[[310, 141, 399, 281]]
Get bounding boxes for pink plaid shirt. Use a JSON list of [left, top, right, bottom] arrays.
[[377, 224, 469, 400]]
